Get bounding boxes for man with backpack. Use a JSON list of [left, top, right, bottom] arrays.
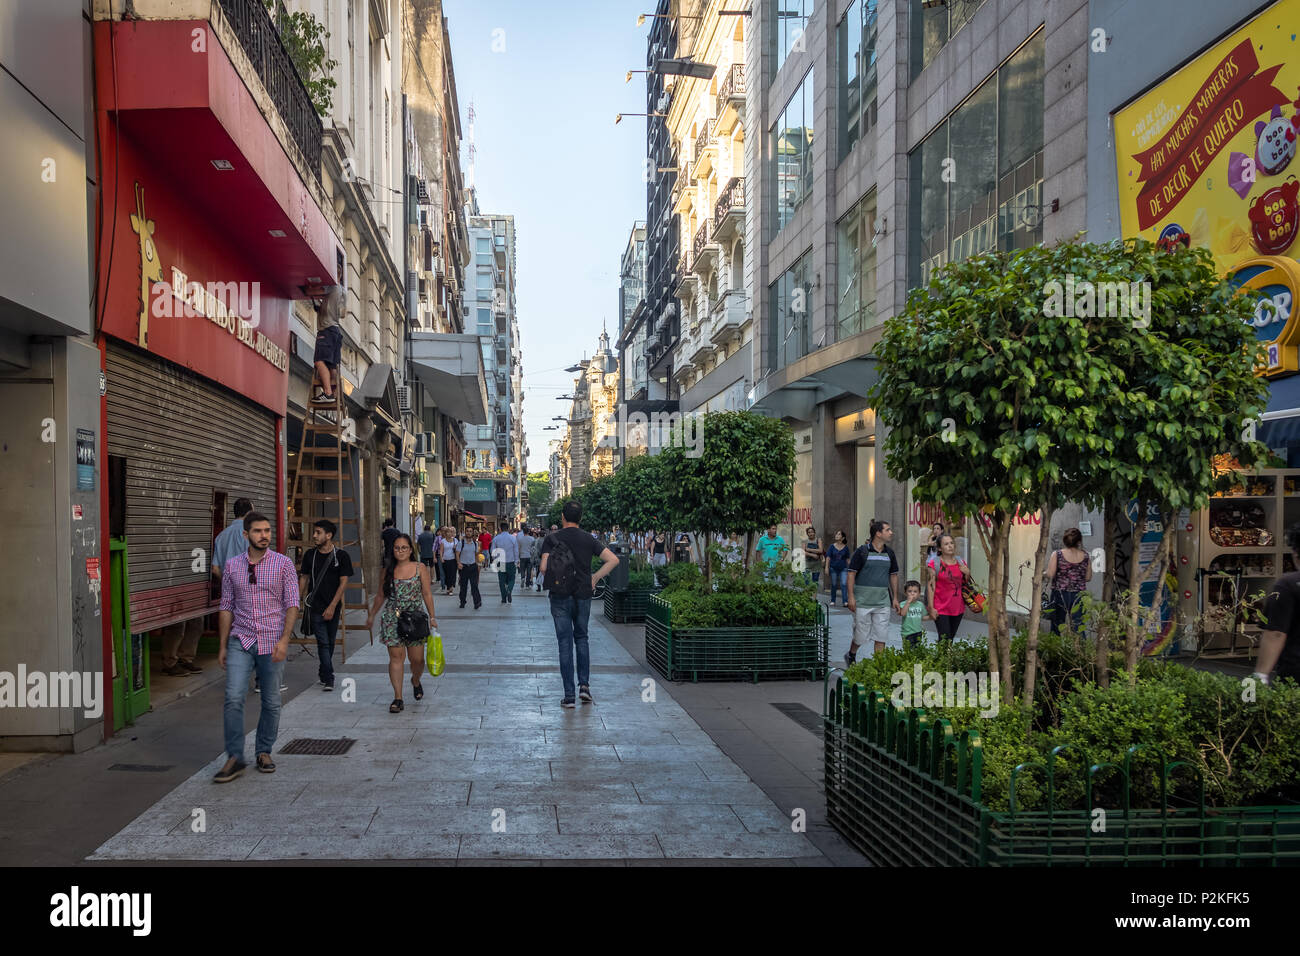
[[539, 500, 619, 708]]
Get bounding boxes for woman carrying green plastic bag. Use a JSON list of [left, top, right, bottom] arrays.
[[426, 630, 445, 676]]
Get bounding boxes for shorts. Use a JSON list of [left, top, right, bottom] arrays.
[[313, 325, 342, 367], [852, 604, 890, 648]]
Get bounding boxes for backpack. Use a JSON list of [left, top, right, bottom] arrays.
[[547, 533, 580, 598]]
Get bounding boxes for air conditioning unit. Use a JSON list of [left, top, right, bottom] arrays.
[[396, 386, 412, 412], [657, 91, 670, 113], [415, 430, 436, 457]]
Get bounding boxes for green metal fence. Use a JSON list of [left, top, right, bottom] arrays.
[[604, 587, 654, 624], [645, 595, 828, 683], [823, 677, 1300, 866]]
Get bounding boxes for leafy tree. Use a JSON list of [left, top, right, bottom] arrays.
[[525, 472, 551, 523], [657, 411, 796, 584], [610, 453, 668, 536], [265, 1, 339, 116], [870, 239, 1267, 705], [578, 474, 617, 533]]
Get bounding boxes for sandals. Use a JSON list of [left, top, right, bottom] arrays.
[[412, 677, 424, 701], [389, 698, 404, 713], [256, 754, 276, 774]]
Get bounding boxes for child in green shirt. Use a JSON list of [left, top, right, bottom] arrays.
[[900, 580, 932, 648]]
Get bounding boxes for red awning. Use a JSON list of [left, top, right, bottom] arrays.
[[459, 510, 485, 520]]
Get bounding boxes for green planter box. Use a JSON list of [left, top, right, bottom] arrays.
[[644, 594, 828, 683], [604, 587, 654, 624], [823, 678, 1300, 866]]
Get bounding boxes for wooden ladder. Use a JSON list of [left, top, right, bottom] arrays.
[[287, 370, 370, 661]]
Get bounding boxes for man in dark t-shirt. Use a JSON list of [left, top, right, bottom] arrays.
[[298, 519, 354, 690], [539, 500, 619, 708], [1259, 523, 1300, 686]]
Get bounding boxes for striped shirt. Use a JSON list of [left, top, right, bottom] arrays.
[[220, 550, 299, 654]]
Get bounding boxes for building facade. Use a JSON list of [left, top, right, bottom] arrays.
[[665, 1, 753, 417], [460, 203, 524, 530], [0, 0, 101, 750]]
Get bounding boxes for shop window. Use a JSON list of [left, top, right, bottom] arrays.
[[767, 249, 813, 371]]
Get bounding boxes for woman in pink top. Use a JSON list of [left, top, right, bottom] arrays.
[[927, 534, 967, 642]]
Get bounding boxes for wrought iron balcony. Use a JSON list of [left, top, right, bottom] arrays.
[[217, 0, 323, 174], [693, 119, 716, 178], [714, 64, 746, 136], [692, 221, 718, 275], [713, 176, 745, 243]]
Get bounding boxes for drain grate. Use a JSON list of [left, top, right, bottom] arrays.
[[278, 737, 357, 756], [108, 763, 174, 772], [771, 702, 823, 739]]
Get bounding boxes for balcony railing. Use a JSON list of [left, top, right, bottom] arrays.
[[715, 63, 745, 119], [217, 0, 323, 175], [692, 221, 710, 263], [693, 119, 713, 165], [714, 176, 745, 230]]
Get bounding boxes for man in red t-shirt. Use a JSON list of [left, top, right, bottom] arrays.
[[478, 529, 492, 561]]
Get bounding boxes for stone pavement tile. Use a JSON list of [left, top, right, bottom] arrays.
[[755, 785, 825, 811], [88, 834, 264, 861], [729, 803, 801, 834], [109, 810, 195, 837], [543, 726, 683, 744], [366, 805, 558, 835], [249, 834, 462, 861], [556, 803, 746, 835], [633, 780, 771, 804], [165, 806, 379, 835], [458, 833, 663, 860], [456, 859, 543, 866], [355, 740, 478, 759], [656, 832, 824, 859], [626, 857, 798, 866], [549, 762, 710, 784], [538, 859, 629, 866], [393, 758, 554, 782], [293, 780, 471, 806], [347, 714, 484, 730], [472, 743, 619, 761], [612, 743, 728, 761], [412, 727, 546, 743], [694, 761, 758, 781], [466, 781, 640, 805]]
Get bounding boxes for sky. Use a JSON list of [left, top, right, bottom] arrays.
[[443, 0, 650, 478]]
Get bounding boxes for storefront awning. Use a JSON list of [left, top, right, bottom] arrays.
[[409, 332, 490, 424], [357, 362, 400, 428], [749, 345, 879, 421]]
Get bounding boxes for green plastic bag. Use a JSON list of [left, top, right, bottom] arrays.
[[426, 631, 445, 677]]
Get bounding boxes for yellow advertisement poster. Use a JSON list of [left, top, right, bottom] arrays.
[[1115, 0, 1300, 375]]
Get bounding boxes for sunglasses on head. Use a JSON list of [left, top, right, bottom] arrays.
[[247, 564, 257, 585]]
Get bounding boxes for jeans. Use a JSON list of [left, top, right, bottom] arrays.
[[549, 594, 591, 700], [310, 609, 339, 685], [458, 564, 480, 607], [441, 559, 457, 591], [499, 561, 517, 600], [223, 637, 285, 761], [828, 568, 848, 605], [519, 557, 533, 587]]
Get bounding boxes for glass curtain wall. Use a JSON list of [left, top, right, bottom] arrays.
[[836, 191, 877, 339], [911, 0, 989, 77], [773, 0, 815, 73], [907, 30, 1044, 288], [838, 0, 878, 160], [768, 250, 813, 371], [771, 68, 815, 234]]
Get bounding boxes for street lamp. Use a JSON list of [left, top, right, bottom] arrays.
[[654, 57, 716, 80], [556, 394, 574, 401], [637, 9, 750, 25], [615, 112, 667, 125]]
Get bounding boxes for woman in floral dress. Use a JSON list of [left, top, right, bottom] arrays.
[[366, 533, 438, 712]]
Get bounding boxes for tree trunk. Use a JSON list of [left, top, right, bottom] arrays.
[[999, 516, 1013, 703], [1022, 504, 1055, 713], [1124, 502, 1149, 679], [1097, 500, 1120, 688]]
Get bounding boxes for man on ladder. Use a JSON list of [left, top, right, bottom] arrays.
[[312, 286, 343, 406]]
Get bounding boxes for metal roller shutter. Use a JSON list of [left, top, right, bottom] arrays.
[[106, 343, 278, 631]]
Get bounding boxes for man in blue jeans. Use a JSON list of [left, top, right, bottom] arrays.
[[214, 512, 299, 782], [539, 500, 618, 708], [298, 518, 353, 691]]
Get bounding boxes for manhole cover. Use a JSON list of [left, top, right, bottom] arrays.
[[279, 737, 356, 756], [108, 764, 174, 772]]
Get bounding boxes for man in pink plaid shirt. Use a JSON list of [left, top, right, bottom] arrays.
[[214, 512, 299, 783]]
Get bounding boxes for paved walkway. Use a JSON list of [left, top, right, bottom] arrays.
[[88, 579, 823, 863]]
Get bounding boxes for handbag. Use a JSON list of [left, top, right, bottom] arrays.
[[426, 630, 445, 676], [396, 606, 429, 643], [961, 566, 987, 614]]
